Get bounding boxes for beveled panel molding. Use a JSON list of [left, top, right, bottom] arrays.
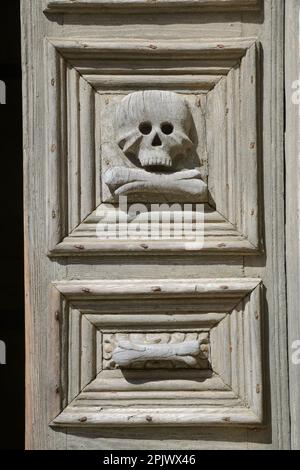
[[45, 0, 262, 14], [50, 278, 263, 427]]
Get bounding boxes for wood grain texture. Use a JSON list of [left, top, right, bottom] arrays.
[[45, 0, 261, 14], [285, 0, 300, 451], [22, 0, 290, 450], [207, 41, 261, 249], [49, 37, 256, 60], [105, 332, 210, 369], [23, 0, 68, 450], [262, 0, 290, 449], [54, 277, 260, 298], [50, 279, 262, 427]]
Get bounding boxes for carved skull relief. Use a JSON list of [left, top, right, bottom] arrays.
[[115, 90, 194, 169], [104, 90, 207, 201]]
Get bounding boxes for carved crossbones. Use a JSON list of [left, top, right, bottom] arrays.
[[104, 167, 207, 200], [113, 339, 202, 368]]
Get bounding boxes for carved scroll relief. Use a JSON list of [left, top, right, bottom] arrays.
[[104, 90, 207, 201], [103, 332, 210, 369]]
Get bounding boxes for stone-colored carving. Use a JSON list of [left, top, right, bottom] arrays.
[[103, 332, 210, 369], [105, 90, 207, 200]]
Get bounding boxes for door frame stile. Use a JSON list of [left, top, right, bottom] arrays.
[[285, 0, 300, 451]]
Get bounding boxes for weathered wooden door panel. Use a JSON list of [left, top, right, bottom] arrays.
[[22, 0, 289, 449]]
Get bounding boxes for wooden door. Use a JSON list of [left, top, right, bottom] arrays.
[[22, 0, 291, 449]]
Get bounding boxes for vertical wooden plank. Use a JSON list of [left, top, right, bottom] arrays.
[[240, 43, 259, 247], [248, 286, 262, 421], [68, 309, 81, 402], [243, 297, 252, 408], [234, 65, 243, 235], [226, 67, 237, 225], [95, 92, 102, 206], [237, 301, 245, 402], [22, 0, 289, 451], [252, 0, 290, 450], [270, 0, 290, 448], [47, 287, 63, 421], [207, 77, 227, 215], [230, 305, 240, 395], [219, 315, 232, 387], [209, 323, 220, 375], [210, 314, 231, 388], [59, 55, 68, 241], [60, 295, 69, 410]]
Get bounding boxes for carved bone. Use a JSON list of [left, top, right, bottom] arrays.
[[112, 339, 202, 368]]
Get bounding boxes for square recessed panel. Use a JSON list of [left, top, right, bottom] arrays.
[[45, 0, 262, 14], [50, 278, 263, 427], [46, 38, 262, 255]]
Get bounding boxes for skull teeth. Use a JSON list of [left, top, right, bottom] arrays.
[[139, 155, 172, 168]]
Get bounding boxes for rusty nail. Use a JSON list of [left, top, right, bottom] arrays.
[[151, 286, 161, 292]]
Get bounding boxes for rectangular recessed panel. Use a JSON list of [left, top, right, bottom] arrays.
[[46, 38, 261, 256], [102, 331, 210, 369], [51, 279, 263, 427]]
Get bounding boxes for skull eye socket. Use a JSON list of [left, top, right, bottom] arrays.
[[161, 122, 174, 135], [139, 121, 152, 135]]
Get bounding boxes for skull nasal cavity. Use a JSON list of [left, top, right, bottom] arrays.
[[152, 134, 162, 147]]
